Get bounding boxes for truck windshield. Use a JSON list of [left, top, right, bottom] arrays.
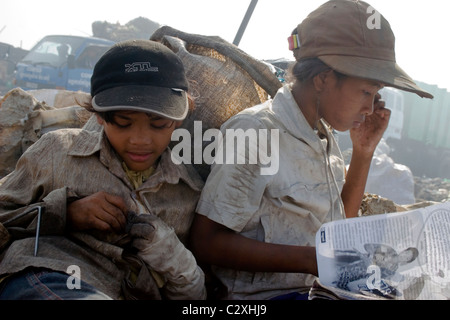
[[21, 36, 85, 67]]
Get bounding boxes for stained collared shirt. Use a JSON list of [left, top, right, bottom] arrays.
[[0, 127, 204, 299], [196, 86, 346, 299]]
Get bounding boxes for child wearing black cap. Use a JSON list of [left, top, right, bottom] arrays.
[[0, 39, 206, 300]]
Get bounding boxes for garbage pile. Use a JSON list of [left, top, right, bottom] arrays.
[[0, 88, 91, 178], [338, 135, 449, 214], [414, 176, 450, 203], [92, 16, 161, 42], [340, 138, 416, 206]]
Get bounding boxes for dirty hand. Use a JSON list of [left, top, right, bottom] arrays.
[[350, 92, 391, 155], [127, 213, 206, 300], [67, 191, 128, 233]]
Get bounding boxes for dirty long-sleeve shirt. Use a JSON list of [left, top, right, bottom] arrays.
[[0, 127, 204, 299]]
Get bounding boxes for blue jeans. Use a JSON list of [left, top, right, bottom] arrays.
[[270, 292, 310, 300], [0, 268, 112, 300]]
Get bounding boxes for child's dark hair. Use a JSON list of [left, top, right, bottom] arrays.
[[79, 98, 117, 124], [286, 58, 347, 84], [96, 110, 119, 124]]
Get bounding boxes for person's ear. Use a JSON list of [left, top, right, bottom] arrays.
[[174, 120, 183, 128], [96, 114, 104, 125], [313, 69, 334, 93]]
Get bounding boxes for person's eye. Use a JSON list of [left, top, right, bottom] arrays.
[[151, 121, 174, 129], [115, 122, 131, 128], [112, 118, 132, 128], [111, 115, 133, 128]]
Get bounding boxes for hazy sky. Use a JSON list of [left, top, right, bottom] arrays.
[[2, 0, 449, 90]]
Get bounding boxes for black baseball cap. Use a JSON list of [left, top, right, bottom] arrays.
[[91, 39, 189, 120]]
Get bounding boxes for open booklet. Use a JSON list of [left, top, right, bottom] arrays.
[[314, 201, 450, 300]]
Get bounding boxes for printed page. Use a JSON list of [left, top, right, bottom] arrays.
[[316, 201, 450, 300]]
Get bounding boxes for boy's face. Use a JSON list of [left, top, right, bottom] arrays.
[[97, 111, 178, 172]]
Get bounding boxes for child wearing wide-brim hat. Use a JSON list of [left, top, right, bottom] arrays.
[[190, 0, 432, 300]]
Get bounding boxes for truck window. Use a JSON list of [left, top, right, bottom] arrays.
[[21, 36, 84, 68], [14, 35, 114, 92], [76, 45, 110, 69]]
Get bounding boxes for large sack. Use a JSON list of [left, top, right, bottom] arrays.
[[0, 88, 43, 177], [365, 140, 416, 205], [1, 28, 283, 180], [365, 153, 416, 205], [27, 89, 90, 109], [0, 88, 91, 178], [151, 26, 282, 180]]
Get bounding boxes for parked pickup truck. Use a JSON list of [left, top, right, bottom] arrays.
[[14, 35, 114, 92]]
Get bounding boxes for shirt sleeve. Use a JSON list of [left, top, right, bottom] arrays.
[[196, 114, 273, 232], [0, 132, 68, 236]]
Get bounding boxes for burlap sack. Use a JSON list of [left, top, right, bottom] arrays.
[[151, 26, 282, 180]]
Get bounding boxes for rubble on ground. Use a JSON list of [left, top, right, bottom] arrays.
[[358, 192, 438, 216], [341, 137, 450, 209], [0, 88, 91, 178], [414, 176, 450, 203], [341, 141, 416, 205], [359, 193, 398, 216]]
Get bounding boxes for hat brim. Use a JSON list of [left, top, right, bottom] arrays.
[[318, 56, 433, 99], [92, 85, 189, 121]]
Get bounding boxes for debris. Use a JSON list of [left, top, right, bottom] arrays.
[[27, 89, 90, 109], [0, 88, 91, 178], [414, 176, 450, 203], [341, 138, 416, 205], [92, 17, 161, 42], [359, 192, 439, 216], [359, 193, 398, 216]]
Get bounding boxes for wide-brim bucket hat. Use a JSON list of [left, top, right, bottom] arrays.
[[289, 0, 433, 99]]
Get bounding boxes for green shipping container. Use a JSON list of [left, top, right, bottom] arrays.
[[402, 81, 450, 150], [390, 81, 450, 178]]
